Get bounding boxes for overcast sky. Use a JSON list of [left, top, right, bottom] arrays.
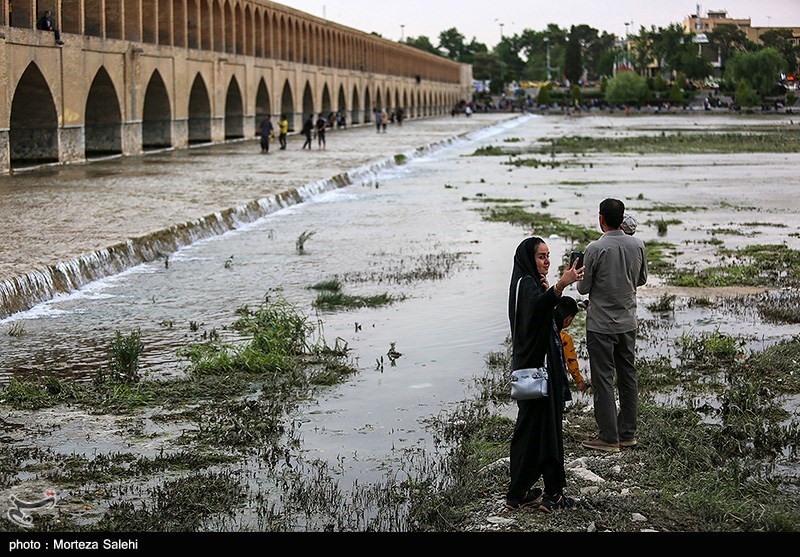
[[278, 1, 800, 47]]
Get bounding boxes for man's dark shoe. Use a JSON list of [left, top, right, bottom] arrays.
[[539, 493, 576, 513], [505, 487, 543, 510], [619, 438, 638, 448]]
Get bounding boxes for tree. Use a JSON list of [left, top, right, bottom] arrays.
[[494, 36, 525, 84], [725, 47, 788, 97], [759, 29, 799, 74], [564, 26, 583, 83], [605, 71, 649, 105], [630, 26, 656, 76], [438, 27, 467, 61], [708, 23, 748, 70], [734, 79, 760, 108], [471, 52, 507, 94], [403, 36, 441, 57]]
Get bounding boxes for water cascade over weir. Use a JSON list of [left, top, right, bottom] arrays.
[[0, 135, 467, 320]]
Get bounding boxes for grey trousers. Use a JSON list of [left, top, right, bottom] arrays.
[[586, 329, 638, 443]]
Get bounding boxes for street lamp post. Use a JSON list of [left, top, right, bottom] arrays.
[[499, 22, 504, 40], [544, 37, 551, 82], [624, 21, 633, 59], [400, 24, 405, 42]]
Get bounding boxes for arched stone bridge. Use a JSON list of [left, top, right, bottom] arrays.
[[0, 0, 472, 172]]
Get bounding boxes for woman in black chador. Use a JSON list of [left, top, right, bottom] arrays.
[[505, 236, 582, 512]]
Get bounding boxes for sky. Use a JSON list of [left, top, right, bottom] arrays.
[[278, 1, 800, 47]]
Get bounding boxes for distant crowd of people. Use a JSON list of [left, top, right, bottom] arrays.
[[257, 108, 404, 153]]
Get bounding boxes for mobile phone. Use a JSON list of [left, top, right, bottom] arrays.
[[570, 251, 584, 269]]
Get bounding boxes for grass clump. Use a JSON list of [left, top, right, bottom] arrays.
[[470, 145, 505, 156], [96, 471, 245, 531], [668, 244, 800, 288], [103, 329, 144, 384], [313, 291, 401, 311], [480, 205, 599, 245]]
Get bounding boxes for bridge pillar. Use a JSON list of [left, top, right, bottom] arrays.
[[122, 122, 143, 156], [211, 116, 225, 142], [0, 131, 8, 172], [173, 118, 188, 149], [59, 125, 84, 164]]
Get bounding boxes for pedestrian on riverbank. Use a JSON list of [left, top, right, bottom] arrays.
[[258, 114, 274, 154], [316, 113, 327, 150], [278, 114, 288, 150], [577, 198, 648, 453], [381, 110, 388, 133], [505, 236, 583, 513], [374, 108, 382, 133], [301, 114, 314, 150]]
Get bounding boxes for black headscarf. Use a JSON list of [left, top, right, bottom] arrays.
[[508, 236, 545, 329]]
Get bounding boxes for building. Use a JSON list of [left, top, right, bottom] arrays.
[[683, 8, 800, 74]]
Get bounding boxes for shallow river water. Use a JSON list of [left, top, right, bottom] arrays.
[[2, 112, 800, 530]]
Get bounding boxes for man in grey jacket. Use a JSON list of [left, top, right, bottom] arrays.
[[577, 198, 648, 452]]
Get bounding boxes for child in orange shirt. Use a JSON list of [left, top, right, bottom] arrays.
[[554, 296, 587, 393]]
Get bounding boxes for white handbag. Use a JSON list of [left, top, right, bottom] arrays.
[[509, 277, 549, 401]]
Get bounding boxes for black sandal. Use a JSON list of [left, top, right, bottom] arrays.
[[505, 487, 543, 510], [538, 493, 576, 513]]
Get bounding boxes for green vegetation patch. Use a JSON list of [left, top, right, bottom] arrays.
[[313, 291, 402, 311], [469, 145, 506, 156], [539, 131, 800, 155], [668, 244, 800, 288], [479, 205, 600, 245]]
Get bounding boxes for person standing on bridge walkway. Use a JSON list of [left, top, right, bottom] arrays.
[[301, 114, 314, 150], [278, 114, 288, 150], [37, 10, 64, 45], [316, 113, 327, 150], [258, 114, 274, 154]]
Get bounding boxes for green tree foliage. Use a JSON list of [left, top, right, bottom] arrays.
[[570, 83, 583, 106], [759, 29, 799, 74], [439, 27, 467, 60], [605, 71, 649, 105], [631, 26, 657, 76], [564, 26, 583, 83], [471, 52, 507, 94], [537, 83, 553, 106], [403, 36, 441, 57], [708, 23, 748, 70], [735, 79, 760, 108], [725, 47, 788, 97], [494, 36, 526, 83]]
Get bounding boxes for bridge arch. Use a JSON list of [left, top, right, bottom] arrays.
[[10, 63, 59, 168], [280, 80, 295, 132], [301, 82, 313, 121], [255, 79, 270, 132], [85, 67, 123, 158], [364, 88, 372, 123], [224, 76, 244, 139], [320, 83, 331, 116], [188, 74, 212, 144], [351, 85, 360, 125], [142, 70, 172, 150]]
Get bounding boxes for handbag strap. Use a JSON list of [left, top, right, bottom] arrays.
[[512, 276, 548, 370]]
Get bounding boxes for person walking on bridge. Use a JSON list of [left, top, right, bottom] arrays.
[[258, 114, 274, 154], [301, 114, 314, 150]]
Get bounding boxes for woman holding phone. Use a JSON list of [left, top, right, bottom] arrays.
[[505, 236, 583, 512]]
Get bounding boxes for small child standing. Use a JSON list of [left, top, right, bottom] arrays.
[[553, 296, 587, 393]]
